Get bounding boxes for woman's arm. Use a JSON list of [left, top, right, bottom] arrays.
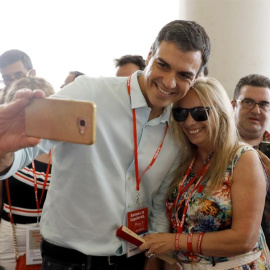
[[139, 150, 266, 257]]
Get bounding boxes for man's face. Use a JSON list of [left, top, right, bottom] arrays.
[[139, 41, 202, 113], [116, 63, 140, 77], [233, 85, 270, 137], [0, 61, 30, 87]]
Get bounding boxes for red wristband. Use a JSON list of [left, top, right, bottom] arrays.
[[187, 233, 193, 253], [175, 233, 180, 251], [197, 232, 205, 255]]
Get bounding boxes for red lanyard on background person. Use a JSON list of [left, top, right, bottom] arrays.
[[5, 178, 14, 224], [32, 150, 52, 224], [173, 156, 212, 233], [127, 76, 168, 204]]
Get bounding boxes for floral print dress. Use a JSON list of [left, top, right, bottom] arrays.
[[166, 146, 269, 269]]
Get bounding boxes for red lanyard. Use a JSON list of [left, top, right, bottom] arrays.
[[127, 76, 168, 191], [32, 150, 52, 222], [5, 178, 14, 224], [174, 156, 211, 233], [5, 151, 52, 224]]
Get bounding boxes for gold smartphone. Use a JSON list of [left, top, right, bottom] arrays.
[[25, 98, 96, 145]]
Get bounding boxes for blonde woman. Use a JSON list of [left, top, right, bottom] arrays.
[[140, 77, 269, 270]]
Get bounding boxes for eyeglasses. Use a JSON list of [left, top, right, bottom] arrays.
[[172, 107, 211, 122], [2, 71, 27, 85], [235, 98, 270, 112]]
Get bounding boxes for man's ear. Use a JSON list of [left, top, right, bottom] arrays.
[[231, 99, 236, 109], [145, 46, 153, 66], [27, 69, 36, 77]]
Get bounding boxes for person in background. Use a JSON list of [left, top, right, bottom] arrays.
[[114, 54, 146, 76], [0, 77, 54, 270], [0, 20, 211, 270], [0, 49, 35, 104], [232, 74, 270, 249], [60, 71, 85, 88], [0, 49, 36, 222], [139, 77, 269, 269]]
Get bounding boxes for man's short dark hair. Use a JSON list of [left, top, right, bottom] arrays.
[[0, 49, 33, 70], [152, 20, 211, 76], [114, 55, 146, 71], [233, 74, 270, 100], [70, 71, 85, 79], [203, 66, 209, 76]]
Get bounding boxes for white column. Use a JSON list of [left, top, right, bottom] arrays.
[[180, 0, 270, 98]]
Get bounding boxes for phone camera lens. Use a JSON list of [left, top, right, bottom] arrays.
[[80, 119, 86, 126]]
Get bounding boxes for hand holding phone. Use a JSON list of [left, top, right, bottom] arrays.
[[25, 98, 96, 145]]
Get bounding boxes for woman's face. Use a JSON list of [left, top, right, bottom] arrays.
[[174, 88, 214, 151]]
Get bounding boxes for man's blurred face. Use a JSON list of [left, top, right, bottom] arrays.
[[233, 85, 270, 138], [0, 61, 30, 87]]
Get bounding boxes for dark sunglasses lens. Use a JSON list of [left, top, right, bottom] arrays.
[[192, 108, 209, 121], [173, 108, 188, 122]]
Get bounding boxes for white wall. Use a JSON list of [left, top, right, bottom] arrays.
[[181, 0, 270, 99], [0, 0, 179, 91]]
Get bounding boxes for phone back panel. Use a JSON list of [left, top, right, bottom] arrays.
[[25, 98, 96, 145]]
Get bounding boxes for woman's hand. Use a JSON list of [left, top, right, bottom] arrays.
[[139, 233, 175, 256]]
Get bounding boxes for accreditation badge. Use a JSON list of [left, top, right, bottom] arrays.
[[26, 225, 42, 265], [126, 207, 148, 257]]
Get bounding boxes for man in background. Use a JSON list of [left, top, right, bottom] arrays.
[[0, 49, 35, 222], [114, 54, 146, 76], [0, 49, 35, 103], [232, 74, 270, 247], [60, 71, 85, 88]]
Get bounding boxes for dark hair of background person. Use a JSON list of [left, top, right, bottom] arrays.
[[233, 74, 270, 100], [60, 71, 85, 88], [114, 55, 146, 71], [4, 77, 55, 103], [203, 65, 209, 76], [70, 71, 85, 80], [152, 20, 211, 76], [0, 49, 33, 70]]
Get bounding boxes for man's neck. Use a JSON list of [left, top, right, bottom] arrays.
[[138, 74, 164, 121], [148, 108, 164, 121], [239, 131, 264, 148]]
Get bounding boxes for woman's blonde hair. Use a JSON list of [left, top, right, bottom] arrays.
[[169, 77, 244, 195], [4, 77, 55, 103]]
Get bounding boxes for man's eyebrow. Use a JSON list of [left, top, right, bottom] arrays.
[[179, 71, 195, 77], [157, 57, 196, 77], [157, 57, 170, 67], [244, 97, 270, 103]]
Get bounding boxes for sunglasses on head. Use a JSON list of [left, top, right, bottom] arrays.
[[172, 106, 211, 122]]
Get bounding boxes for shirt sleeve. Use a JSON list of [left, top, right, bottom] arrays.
[[0, 139, 57, 180]]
